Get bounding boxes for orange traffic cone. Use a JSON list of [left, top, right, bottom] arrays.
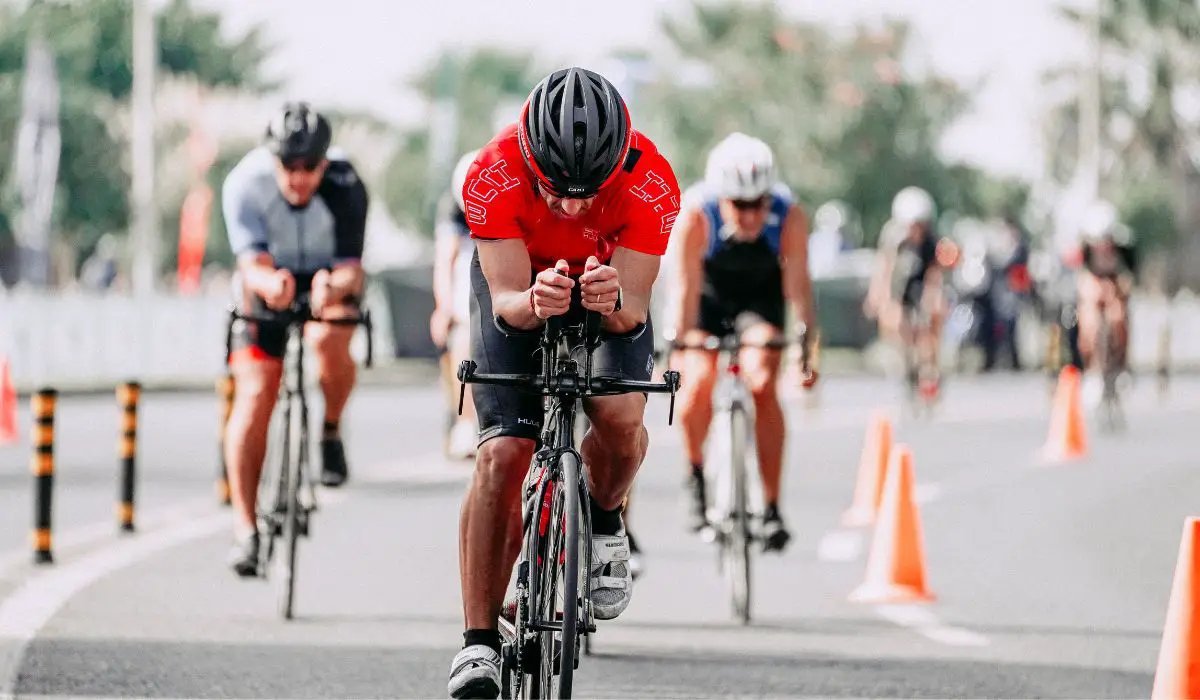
[[841, 412, 893, 527], [0, 356, 16, 445], [1152, 517, 1200, 699], [1042, 365, 1087, 464], [849, 444, 935, 604]]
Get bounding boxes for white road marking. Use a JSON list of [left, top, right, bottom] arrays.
[[0, 489, 352, 699], [876, 604, 989, 647], [0, 496, 214, 581], [0, 512, 229, 699]]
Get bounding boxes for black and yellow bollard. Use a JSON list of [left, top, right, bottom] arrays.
[[117, 381, 140, 533], [216, 374, 234, 506], [31, 387, 57, 564]]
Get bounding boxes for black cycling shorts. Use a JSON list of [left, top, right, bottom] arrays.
[[468, 250, 656, 447], [697, 291, 785, 338], [229, 271, 360, 363], [900, 277, 925, 310]]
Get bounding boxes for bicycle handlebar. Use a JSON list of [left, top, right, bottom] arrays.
[[460, 308, 681, 423], [224, 304, 374, 368], [457, 360, 680, 397], [668, 327, 818, 387], [669, 337, 790, 351]]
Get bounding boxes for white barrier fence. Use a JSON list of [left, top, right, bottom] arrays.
[[0, 289, 390, 394], [0, 288, 1197, 393]]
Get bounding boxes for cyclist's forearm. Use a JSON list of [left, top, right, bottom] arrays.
[[673, 287, 700, 337], [494, 288, 541, 330], [605, 291, 650, 334], [784, 273, 816, 334], [431, 237, 458, 313]]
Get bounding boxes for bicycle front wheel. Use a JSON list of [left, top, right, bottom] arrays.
[[725, 404, 752, 625], [275, 394, 304, 620], [557, 450, 582, 698]]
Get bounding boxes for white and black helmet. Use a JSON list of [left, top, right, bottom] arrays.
[[891, 186, 936, 225], [265, 101, 331, 164], [705, 132, 776, 200], [451, 149, 480, 211]]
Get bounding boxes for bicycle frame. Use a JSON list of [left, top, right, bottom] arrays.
[[669, 334, 793, 624], [460, 311, 679, 699], [223, 301, 373, 619]]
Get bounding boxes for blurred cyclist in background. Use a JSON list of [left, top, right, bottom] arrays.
[[432, 150, 481, 460], [1075, 200, 1137, 383], [864, 186, 953, 397]]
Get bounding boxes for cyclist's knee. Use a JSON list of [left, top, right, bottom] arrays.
[[231, 364, 280, 417], [586, 395, 645, 439], [307, 323, 354, 360], [745, 369, 779, 401], [474, 436, 535, 494], [678, 355, 718, 400], [740, 323, 781, 347]]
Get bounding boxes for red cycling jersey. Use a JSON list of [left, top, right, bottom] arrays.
[[461, 123, 681, 275]]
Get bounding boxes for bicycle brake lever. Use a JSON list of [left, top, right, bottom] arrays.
[[456, 360, 477, 416], [664, 370, 681, 426]]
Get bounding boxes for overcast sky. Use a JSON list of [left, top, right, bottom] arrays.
[[192, 0, 1091, 181]]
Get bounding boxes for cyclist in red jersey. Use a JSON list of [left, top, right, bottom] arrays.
[[448, 67, 680, 699]]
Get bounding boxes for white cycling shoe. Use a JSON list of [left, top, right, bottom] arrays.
[[447, 644, 501, 699], [590, 531, 633, 620]]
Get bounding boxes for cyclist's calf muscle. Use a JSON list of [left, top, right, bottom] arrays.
[[224, 360, 283, 529], [461, 435, 535, 631], [580, 394, 650, 511]]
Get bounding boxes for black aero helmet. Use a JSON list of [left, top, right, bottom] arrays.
[[517, 67, 632, 198], [265, 101, 332, 164]]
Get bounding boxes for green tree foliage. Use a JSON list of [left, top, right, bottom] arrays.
[[639, 1, 1010, 245], [1045, 0, 1199, 255], [381, 47, 543, 236], [0, 0, 274, 272]]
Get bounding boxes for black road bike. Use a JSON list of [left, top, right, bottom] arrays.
[[457, 311, 679, 698], [224, 300, 373, 620]]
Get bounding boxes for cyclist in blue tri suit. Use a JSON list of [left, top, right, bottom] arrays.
[[668, 132, 818, 553]]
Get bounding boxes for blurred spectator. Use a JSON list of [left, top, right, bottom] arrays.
[[79, 234, 119, 292]]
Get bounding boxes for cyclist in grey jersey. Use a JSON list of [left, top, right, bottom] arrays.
[[222, 102, 369, 577]]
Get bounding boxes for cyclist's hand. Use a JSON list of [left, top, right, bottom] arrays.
[[310, 269, 333, 317], [263, 269, 296, 310], [580, 255, 620, 316], [531, 259, 574, 319]]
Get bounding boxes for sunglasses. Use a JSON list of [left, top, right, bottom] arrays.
[[280, 157, 322, 173], [731, 196, 767, 211]]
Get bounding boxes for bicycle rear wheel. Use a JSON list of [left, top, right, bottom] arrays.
[[725, 404, 752, 625], [275, 393, 304, 620]]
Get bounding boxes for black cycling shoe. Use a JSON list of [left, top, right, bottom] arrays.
[[320, 438, 349, 487], [228, 531, 260, 578], [686, 472, 709, 533], [761, 510, 792, 553]]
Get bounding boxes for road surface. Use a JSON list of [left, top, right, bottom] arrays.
[[0, 370, 1197, 698]]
